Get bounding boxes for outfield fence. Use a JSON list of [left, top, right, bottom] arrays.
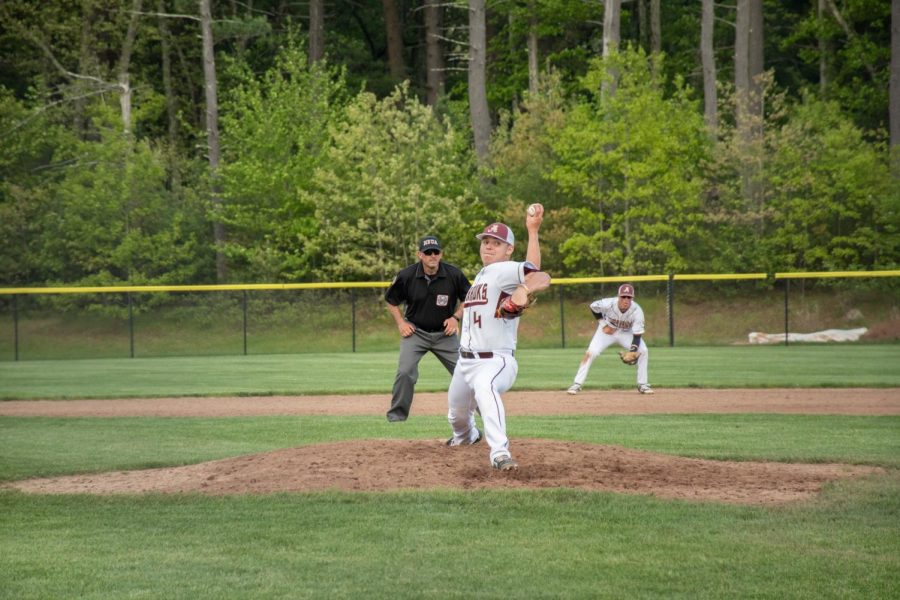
[[0, 271, 898, 361]]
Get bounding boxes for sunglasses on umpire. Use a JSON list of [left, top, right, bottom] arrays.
[[422, 249, 441, 256]]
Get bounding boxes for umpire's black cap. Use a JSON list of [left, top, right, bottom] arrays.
[[419, 236, 442, 252]]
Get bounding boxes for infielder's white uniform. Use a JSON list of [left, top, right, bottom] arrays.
[[573, 297, 650, 388], [447, 260, 537, 464]]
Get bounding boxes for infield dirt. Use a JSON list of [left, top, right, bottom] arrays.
[[4, 388, 895, 504]]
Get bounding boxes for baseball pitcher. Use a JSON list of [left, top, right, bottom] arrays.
[[446, 205, 551, 471]]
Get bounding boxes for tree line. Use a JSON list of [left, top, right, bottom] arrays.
[[0, 0, 896, 288]]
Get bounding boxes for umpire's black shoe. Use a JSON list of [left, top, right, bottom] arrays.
[[386, 413, 407, 422]]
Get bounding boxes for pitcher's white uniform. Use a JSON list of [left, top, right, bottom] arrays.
[[447, 260, 538, 463], [572, 296, 650, 388]]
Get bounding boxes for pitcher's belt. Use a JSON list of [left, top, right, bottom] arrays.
[[460, 350, 514, 359]]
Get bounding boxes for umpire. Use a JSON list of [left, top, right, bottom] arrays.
[[384, 235, 471, 422]]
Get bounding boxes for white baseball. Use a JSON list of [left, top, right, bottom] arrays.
[[527, 203, 540, 216]]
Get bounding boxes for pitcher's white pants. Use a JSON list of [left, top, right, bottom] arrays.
[[447, 352, 518, 465], [573, 328, 649, 387]]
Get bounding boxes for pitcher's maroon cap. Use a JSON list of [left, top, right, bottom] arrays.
[[476, 222, 515, 245], [618, 283, 634, 297]]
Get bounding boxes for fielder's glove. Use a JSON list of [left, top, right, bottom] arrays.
[[496, 288, 537, 320], [618, 350, 640, 365]]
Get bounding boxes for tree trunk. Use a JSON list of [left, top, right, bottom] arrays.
[[734, 0, 764, 227], [701, 0, 717, 134], [382, 0, 405, 81], [309, 0, 324, 64], [468, 0, 491, 164], [603, 0, 621, 57], [200, 0, 227, 281], [637, 0, 647, 51], [818, 0, 827, 94], [117, 0, 143, 136], [526, 1, 538, 96], [650, 0, 661, 55], [507, 11, 518, 110], [748, 0, 764, 125], [424, 0, 444, 106], [157, 0, 181, 190], [891, 0, 900, 176], [602, 0, 621, 99], [734, 0, 750, 132], [75, 0, 95, 138]]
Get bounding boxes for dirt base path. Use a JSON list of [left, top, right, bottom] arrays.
[[2, 388, 898, 418], [5, 388, 896, 504]]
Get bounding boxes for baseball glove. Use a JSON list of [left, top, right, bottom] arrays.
[[496, 288, 537, 320], [618, 350, 640, 365]]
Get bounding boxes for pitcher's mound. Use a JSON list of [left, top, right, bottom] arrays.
[[8, 439, 881, 505]]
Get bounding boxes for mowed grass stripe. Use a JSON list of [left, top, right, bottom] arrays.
[[1, 345, 899, 399]]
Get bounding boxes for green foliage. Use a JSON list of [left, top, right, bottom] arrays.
[[550, 49, 712, 276], [486, 0, 606, 111], [0, 88, 74, 284], [782, 0, 891, 132], [35, 117, 205, 287], [304, 82, 479, 280], [218, 40, 350, 282], [0, 0, 896, 287], [761, 95, 897, 271], [485, 70, 577, 272]]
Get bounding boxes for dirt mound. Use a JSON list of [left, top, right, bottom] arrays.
[[8, 439, 882, 505]]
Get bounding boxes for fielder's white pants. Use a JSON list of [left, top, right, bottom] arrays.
[[572, 327, 649, 387], [447, 352, 518, 465]]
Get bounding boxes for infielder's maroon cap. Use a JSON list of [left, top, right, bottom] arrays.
[[476, 222, 515, 245], [618, 283, 635, 297]]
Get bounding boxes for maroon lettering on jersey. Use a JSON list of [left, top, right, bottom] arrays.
[[607, 317, 633, 329], [464, 283, 489, 307]]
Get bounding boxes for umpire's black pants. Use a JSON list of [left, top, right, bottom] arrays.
[[386, 329, 459, 422]]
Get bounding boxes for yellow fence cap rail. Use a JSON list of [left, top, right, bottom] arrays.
[[0, 282, 392, 295], [774, 270, 900, 279], [673, 273, 768, 281], [552, 275, 669, 285], [1, 270, 897, 295]]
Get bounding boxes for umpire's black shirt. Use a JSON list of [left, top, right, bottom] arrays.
[[385, 262, 471, 333]]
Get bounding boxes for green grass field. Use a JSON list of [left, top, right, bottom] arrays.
[[1, 345, 898, 598], [1, 345, 899, 399]]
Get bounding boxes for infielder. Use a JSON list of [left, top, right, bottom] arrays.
[[446, 205, 551, 471], [566, 283, 654, 395]]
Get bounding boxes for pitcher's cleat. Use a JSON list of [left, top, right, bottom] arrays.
[[491, 455, 519, 471], [446, 429, 482, 446]]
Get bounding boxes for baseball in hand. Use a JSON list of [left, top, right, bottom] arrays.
[[527, 203, 541, 216]]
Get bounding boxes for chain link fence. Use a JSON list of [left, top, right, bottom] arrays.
[[1, 273, 897, 361]]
